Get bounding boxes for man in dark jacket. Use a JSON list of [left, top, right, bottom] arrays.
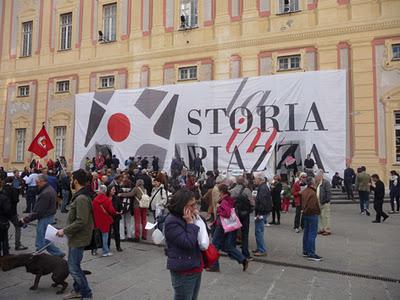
[[253, 172, 272, 257], [3, 177, 28, 250], [111, 155, 120, 171], [344, 164, 356, 200], [21, 174, 65, 257], [193, 154, 203, 178], [371, 174, 389, 223], [140, 157, 149, 170], [269, 175, 282, 225], [152, 156, 159, 172]]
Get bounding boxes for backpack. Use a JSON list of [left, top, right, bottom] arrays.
[[235, 187, 253, 217], [138, 188, 151, 208]]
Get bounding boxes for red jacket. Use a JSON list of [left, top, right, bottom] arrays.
[[291, 181, 302, 207], [92, 193, 116, 233]]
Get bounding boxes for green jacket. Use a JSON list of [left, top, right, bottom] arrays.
[[355, 172, 371, 192], [64, 188, 93, 248]]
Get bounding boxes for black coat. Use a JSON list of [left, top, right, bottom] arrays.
[[271, 182, 282, 206], [2, 185, 19, 215], [255, 183, 272, 215], [0, 193, 12, 223], [371, 180, 385, 202], [344, 168, 356, 184]]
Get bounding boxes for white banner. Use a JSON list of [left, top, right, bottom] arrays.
[[74, 70, 346, 177]]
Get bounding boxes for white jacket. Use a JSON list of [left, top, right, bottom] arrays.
[[150, 184, 167, 212]]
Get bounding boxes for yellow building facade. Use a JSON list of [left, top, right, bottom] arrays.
[[0, 0, 400, 180]]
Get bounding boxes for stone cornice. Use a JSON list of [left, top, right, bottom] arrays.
[[1, 18, 400, 79]]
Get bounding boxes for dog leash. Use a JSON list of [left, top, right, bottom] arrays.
[[33, 241, 54, 255]]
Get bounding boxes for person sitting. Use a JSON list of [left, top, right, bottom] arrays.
[[331, 172, 343, 189]]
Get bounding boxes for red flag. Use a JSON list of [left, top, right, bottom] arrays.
[[28, 126, 54, 158]]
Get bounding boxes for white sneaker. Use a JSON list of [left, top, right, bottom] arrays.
[[102, 252, 113, 257], [264, 223, 271, 227], [295, 228, 300, 233]]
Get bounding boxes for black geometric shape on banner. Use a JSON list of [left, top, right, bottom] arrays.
[[84, 101, 106, 147], [135, 89, 168, 119], [153, 94, 178, 140], [135, 144, 167, 170], [93, 90, 114, 105]]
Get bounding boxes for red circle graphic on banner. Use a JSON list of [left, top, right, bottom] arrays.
[[107, 113, 131, 142]]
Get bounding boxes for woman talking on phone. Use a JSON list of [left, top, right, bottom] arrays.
[[164, 189, 203, 300]]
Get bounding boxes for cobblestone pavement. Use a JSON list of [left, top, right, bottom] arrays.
[[0, 202, 399, 300]]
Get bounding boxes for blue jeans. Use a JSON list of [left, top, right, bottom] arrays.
[[102, 232, 109, 254], [212, 225, 245, 268], [68, 247, 92, 298], [36, 215, 64, 256], [303, 215, 318, 256], [61, 189, 70, 212], [170, 271, 202, 300], [26, 186, 37, 213], [255, 216, 267, 253], [359, 191, 370, 212]]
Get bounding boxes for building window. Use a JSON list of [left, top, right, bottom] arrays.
[[100, 76, 115, 88], [392, 44, 400, 61], [56, 81, 70, 93], [18, 85, 30, 97], [21, 21, 33, 57], [178, 66, 197, 81], [277, 55, 301, 71], [180, 0, 198, 29], [54, 126, 66, 159], [103, 3, 117, 42], [16, 128, 26, 162], [60, 13, 72, 50], [278, 0, 299, 14]]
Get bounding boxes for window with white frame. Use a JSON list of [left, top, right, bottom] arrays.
[[18, 85, 30, 97], [103, 3, 117, 42], [178, 66, 197, 81], [100, 76, 115, 88], [278, 0, 299, 14], [21, 21, 33, 57], [277, 55, 301, 71], [56, 80, 70, 93], [60, 13, 72, 50], [392, 44, 400, 61], [180, 0, 198, 29], [16, 128, 26, 162], [54, 126, 66, 159]]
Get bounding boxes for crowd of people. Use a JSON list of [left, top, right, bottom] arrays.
[[0, 152, 397, 299]]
